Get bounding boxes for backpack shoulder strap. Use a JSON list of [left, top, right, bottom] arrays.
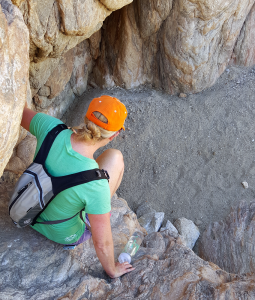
[[31, 169, 110, 226], [34, 124, 68, 165], [51, 168, 110, 195]]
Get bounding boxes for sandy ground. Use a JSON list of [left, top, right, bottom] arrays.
[[63, 65, 255, 236]]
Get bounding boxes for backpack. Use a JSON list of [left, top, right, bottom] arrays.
[[8, 124, 109, 229]]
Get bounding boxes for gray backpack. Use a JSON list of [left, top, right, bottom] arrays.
[[8, 124, 109, 228]]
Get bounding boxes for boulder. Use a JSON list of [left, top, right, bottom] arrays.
[[5, 156, 26, 175], [16, 134, 37, 168], [0, 0, 30, 177], [62, 231, 255, 300], [94, 0, 255, 94], [199, 200, 255, 275], [174, 217, 200, 250], [160, 220, 179, 238], [138, 211, 164, 234], [231, 3, 255, 66], [136, 202, 156, 218], [12, 0, 133, 99], [31, 38, 93, 117], [1, 184, 255, 299], [69, 39, 93, 97], [44, 48, 75, 99]]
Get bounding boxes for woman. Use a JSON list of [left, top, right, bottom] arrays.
[[21, 95, 134, 278]]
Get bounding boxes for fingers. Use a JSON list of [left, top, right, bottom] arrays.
[[123, 262, 133, 268], [122, 262, 135, 273], [112, 262, 135, 278]]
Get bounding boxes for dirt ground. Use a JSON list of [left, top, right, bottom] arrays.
[[63, 65, 255, 235]]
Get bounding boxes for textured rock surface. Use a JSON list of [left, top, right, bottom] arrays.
[[160, 220, 179, 238], [232, 3, 255, 66], [12, 0, 132, 99], [94, 0, 255, 94], [199, 200, 255, 275], [31, 39, 93, 118], [138, 211, 165, 234], [1, 182, 255, 299], [62, 232, 255, 300], [0, 0, 30, 177], [136, 202, 156, 219], [174, 217, 200, 249]]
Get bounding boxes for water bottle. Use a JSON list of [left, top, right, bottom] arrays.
[[118, 231, 143, 264]]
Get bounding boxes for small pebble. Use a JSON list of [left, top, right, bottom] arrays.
[[242, 181, 248, 189], [179, 93, 187, 98], [195, 219, 203, 226]]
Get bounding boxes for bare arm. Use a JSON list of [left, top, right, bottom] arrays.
[[88, 213, 135, 278], [21, 104, 38, 132]]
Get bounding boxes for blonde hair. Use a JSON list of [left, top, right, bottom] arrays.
[[72, 111, 117, 143]]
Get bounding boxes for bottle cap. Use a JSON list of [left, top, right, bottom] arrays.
[[118, 252, 131, 264]]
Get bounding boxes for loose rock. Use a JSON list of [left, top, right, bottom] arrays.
[[174, 217, 200, 249], [179, 93, 187, 98], [136, 202, 156, 218], [241, 181, 248, 188], [160, 220, 179, 238], [138, 211, 164, 234]]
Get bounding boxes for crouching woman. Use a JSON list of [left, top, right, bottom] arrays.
[[21, 95, 134, 278]]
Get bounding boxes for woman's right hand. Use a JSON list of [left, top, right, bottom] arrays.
[[109, 262, 135, 278]]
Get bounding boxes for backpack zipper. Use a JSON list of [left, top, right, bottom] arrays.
[[9, 182, 32, 214]]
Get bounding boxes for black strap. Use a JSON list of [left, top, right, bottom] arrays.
[[35, 209, 92, 233], [51, 168, 110, 195], [34, 124, 68, 165], [35, 211, 80, 225]]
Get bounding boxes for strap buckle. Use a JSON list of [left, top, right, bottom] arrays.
[[102, 169, 110, 181]]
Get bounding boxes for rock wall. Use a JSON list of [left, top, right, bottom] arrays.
[[231, 2, 255, 66], [0, 0, 130, 177], [0, 0, 30, 177], [3, 0, 255, 176], [199, 200, 255, 275], [92, 0, 255, 94], [14, 0, 132, 97]]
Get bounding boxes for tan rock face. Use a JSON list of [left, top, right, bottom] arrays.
[[232, 3, 255, 66], [0, 0, 30, 177], [94, 0, 255, 94], [44, 48, 75, 99], [57, 0, 111, 36], [70, 39, 93, 96], [16, 134, 37, 168], [12, 0, 133, 98], [32, 39, 93, 118], [100, 0, 133, 11]]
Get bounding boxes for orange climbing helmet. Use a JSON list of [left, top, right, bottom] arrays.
[[86, 95, 128, 131]]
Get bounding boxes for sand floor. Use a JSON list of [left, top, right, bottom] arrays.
[[63, 65, 255, 235]]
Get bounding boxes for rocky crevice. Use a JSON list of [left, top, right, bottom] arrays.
[[1, 187, 255, 299], [1, 0, 255, 298]]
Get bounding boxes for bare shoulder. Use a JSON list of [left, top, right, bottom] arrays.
[[21, 107, 38, 132]]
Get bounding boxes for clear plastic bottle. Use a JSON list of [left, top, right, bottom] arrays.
[[118, 231, 143, 264]]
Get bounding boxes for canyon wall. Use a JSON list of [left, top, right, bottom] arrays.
[[93, 0, 255, 93], [1, 1, 255, 298], [2, 0, 255, 176], [0, 0, 131, 177], [0, 0, 30, 176]]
